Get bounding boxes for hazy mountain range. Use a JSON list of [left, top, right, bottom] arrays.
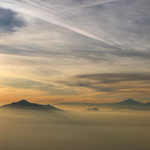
[[58, 98, 150, 110], [1, 98, 150, 111], [59, 98, 149, 105]]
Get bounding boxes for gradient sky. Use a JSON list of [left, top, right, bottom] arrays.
[[0, 0, 150, 104]]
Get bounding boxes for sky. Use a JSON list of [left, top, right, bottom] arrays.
[[0, 0, 150, 104]]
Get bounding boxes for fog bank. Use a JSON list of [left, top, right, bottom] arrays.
[[0, 109, 150, 150]]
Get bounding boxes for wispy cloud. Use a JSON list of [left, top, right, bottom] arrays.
[[77, 73, 150, 83], [0, 0, 117, 44], [59, 73, 150, 97], [1, 0, 150, 51], [1, 0, 150, 50]]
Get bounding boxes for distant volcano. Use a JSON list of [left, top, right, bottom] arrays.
[[115, 98, 143, 105], [1, 100, 62, 111]]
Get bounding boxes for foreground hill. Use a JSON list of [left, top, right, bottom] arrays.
[[1, 100, 62, 111]]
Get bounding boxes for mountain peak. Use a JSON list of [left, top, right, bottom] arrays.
[[125, 98, 135, 102], [117, 98, 142, 105], [11, 99, 30, 105], [17, 100, 29, 103]]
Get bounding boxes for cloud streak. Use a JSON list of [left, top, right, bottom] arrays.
[[59, 73, 150, 96], [77, 73, 150, 83], [1, 0, 150, 51], [0, 0, 118, 45]]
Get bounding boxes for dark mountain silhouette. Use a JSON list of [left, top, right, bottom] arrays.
[[146, 102, 150, 105], [1, 100, 62, 111], [114, 98, 143, 105]]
